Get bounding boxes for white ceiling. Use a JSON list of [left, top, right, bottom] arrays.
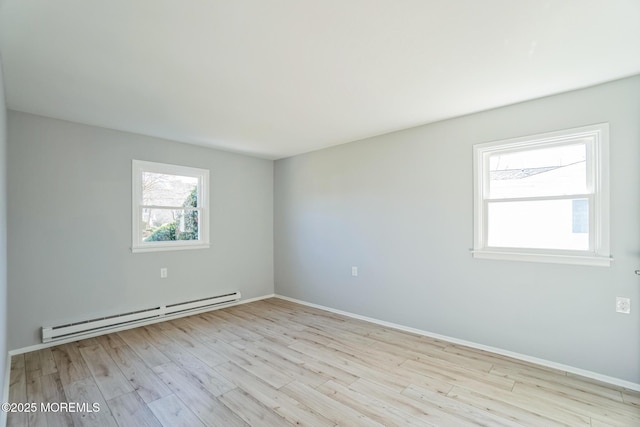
[[1, 1, 639, 159]]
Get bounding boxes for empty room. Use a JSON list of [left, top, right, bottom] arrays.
[[0, 1, 639, 426]]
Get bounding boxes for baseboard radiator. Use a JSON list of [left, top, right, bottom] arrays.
[[42, 291, 241, 343]]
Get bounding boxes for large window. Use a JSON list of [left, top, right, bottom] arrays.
[[473, 124, 610, 266], [132, 160, 209, 253]]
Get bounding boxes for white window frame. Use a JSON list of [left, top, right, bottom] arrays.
[[472, 123, 610, 266], [132, 160, 210, 253]]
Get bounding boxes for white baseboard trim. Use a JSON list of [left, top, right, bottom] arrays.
[[8, 293, 275, 356], [1, 354, 10, 427], [274, 294, 640, 392]]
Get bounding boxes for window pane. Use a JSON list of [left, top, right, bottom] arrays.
[[142, 172, 198, 207], [141, 209, 199, 242], [488, 199, 589, 250], [489, 143, 587, 199]]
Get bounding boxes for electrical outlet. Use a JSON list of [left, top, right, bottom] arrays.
[[616, 297, 630, 314], [160, 268, 168, 279], [351, 266, 358, 277]]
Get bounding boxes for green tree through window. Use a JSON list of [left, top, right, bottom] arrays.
[[145, 188, 198, 242]]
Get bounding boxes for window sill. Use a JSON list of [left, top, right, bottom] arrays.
[[472, 249, 612, 267], [131, 243, 210, 253]]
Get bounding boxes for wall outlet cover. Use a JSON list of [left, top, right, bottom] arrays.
[[616, 297, 630, 314]]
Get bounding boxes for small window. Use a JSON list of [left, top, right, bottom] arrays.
[[132, 160, 209, 253], [473, 124, 610, 266]]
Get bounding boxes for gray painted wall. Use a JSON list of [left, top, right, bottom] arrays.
[[7, 112, 274, 349], [0, 55, 7, 409], [275, 75, 640, 383]]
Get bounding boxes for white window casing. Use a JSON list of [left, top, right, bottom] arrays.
[[472, 123, 610, 266], [132, 160, 210, 253]]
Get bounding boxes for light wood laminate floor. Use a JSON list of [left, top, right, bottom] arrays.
[[7, 298, 640, 426]]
